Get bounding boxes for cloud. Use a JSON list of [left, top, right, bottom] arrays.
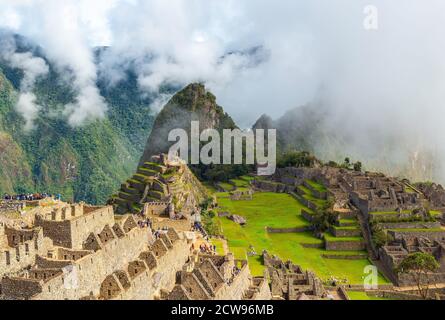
[[15, 92, 41, 130], [1, 0, 445, 181], [0, 34, 49, 130], [0, 0, 113, 126]]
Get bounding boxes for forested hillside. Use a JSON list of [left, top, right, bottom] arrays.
[[0, 47, 158, 204]]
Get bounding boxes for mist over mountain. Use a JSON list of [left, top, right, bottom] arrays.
[[1, 1, 445, 197], [255, 101, 438, 183], [0, 34, 161, 204]]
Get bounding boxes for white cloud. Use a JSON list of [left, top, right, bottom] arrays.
[[0, 35, 49, 130], [15, 92, 41, 130], [1, 0, 445, 180], [0, 0, 113, 126]]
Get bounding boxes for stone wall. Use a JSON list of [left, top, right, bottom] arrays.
[[329, 226, 362, 237], [1, 220, 152, 300], [397, 272, 445, 287], [106, 233, 190, 300], [252, 181, 287, 193], [325, 240, 365, 251], [143, 202, 169, 216], [388, 230, 445, 242], [0, 227, 53, 277], [214, 261, 252, 300], [378, 222, 442, 230], [35, 206, 115, 249], [266, 227, 308, 233]]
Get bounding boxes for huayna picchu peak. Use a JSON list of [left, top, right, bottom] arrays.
[[139, 83, 237, 166]]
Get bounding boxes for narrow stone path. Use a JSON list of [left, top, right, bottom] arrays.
[[221, 238, 229, 255]]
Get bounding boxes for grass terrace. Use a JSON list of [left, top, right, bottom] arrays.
[[324, 233, 363, 243], [217, 182, 236, 192], [387, 228, 444, 233], [202, 182, 218, 194], [305, 179, 327, 192], [338, 218, 359, 226], [369, 210, 411, 215], [370, 209, 442, 216], [210, 238, 225, 255], [404, 186, 416, 193], [215, 192, 388, 285], [229, 178, 251, 189], [332, 225, 360, 231], [297, 185, 327, 207], [347, 291, 392, 300], [430, 210, 443, 217]]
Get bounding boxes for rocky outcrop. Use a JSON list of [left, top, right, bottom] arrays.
[[138, 83, 237, 166], [229, 215, 247, 225]]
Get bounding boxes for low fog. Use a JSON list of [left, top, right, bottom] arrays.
[[0, 0, 445, 182]]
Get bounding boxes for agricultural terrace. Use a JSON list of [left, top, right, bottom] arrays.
[[213, 178, 389, 285]]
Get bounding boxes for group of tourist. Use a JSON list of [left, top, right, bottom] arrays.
[[192, 221, 207, 237], [201, 243, 217, 254], [138, 218, 152, 229], [190, 242, 218, 255], [2, 193, 60, 201], [226, 265, 242, 286], [153, 227, 169, 239]]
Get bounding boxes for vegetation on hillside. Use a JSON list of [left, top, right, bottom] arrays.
[[0, 57, 158, 204]]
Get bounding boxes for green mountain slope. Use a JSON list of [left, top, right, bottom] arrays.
[[0, 58, 156, 204]]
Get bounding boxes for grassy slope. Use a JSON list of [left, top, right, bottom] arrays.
[[347, 291, 392, 300], [0, 64, 155, 204], [216, 192, 389, 284]]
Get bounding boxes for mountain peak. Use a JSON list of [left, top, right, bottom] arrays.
[[138, 83, 236, 165], [252, 114, 274, 130], [170, 82, 217, 113]]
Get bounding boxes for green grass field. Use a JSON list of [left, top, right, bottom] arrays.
[[305, 179, 327, 192], [217, 182, 236, 192], [347, 291, 392, 300], [210, 238, 225, 255], [324, 233, 363, 242], [216, 192, 389, 285], [298, 185, 327, 207], [203, 182, 218, 194], [370, 209, 442, 216]]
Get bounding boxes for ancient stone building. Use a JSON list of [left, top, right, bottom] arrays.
[[110, 154, 208, 217], [166, 253, 271, 300], [230, 190, 254, 201], [0, 200, 194, 300], [379, 236, 445, 286], [263, 251, 325, 300]]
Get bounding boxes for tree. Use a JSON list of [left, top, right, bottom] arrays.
[[326, 160, 339, 168], [277, 151, 317, 168], [311, 198, 337, 233], [353, 161, 362, 172], [371, 228, 387, 248], [396, 252, 440, 299]]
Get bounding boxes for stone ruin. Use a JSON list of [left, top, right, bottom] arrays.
[[0, 190, 272, 300], [0, 200, 195, 300], [263, 251, 326, 300], [256, 164, 445, 288], [230, 189, 253, 201], [0, 201, 26, 214], [166, 253, 271, 300], [228, 215, 247, 226], [379, 235, 445, 286], [110, 153, 208, 218]]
